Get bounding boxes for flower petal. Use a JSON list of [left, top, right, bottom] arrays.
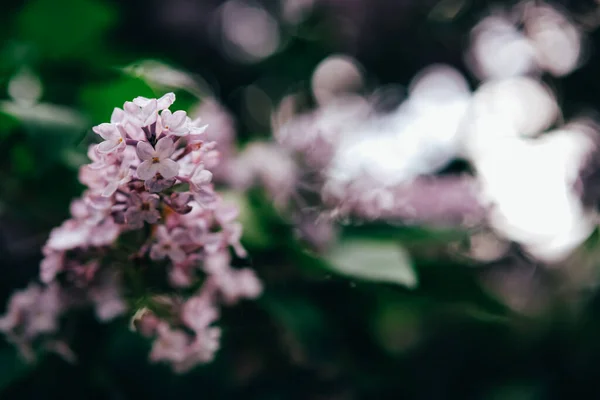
[[170, 247, 187, 263], [141, 99, 158, 126], [137, 160, 159, 180], [123, 122, 145, 140], [189, 123, 208, 135], [133, 96, 152, 107], [161, 109, 173, 122], [157, 159, 179, 179], [156, 226, 170, 241], [102, 181, 119, 197], [157, 93, 176, 110], [191, 169, 213, 190], [170, 110, 187, 127], [142, 211, 160, 224], [136, 141, 155, 161], [123, 101, 140, 118], [155, 137, 175, 158], [111, 108, 125, 124], [92, 123, 119, 141], [97, 140, 121, 154]]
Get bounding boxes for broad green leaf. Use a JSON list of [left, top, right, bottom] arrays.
[[325, 239, 418, 288]]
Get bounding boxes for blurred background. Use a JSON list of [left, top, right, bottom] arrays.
[[4, 0, 600, 398]]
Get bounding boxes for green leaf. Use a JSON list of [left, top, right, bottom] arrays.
[[0, 346, 33, 391], [325, 239, 418, 288], [80, 76, 155, 122], [11, 143, 35, 176], [17, 0, 116, 59]]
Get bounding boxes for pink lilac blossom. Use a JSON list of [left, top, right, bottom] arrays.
[[0, 93, 262, 372]]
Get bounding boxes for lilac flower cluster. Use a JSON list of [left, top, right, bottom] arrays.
[[0, 93, 262, 372]]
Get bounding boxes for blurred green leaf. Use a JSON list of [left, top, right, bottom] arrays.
[[123, 60, 211, 100], [372, 299, 422, 355], [0, 346, 33, 391], [17, 0, 116, 59], [325, 239, 418, 288], [80, 76, 154, 122], [0, 102, 88, 130], [260, 293, 339, 365], [11, 143, 35, 176]]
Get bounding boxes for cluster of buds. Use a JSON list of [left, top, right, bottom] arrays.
[[0, 93, 262, 372]]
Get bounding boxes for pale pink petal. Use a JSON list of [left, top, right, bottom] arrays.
[[97, 140, 121, 154], [102, 181, 119, 197], [123, 123, 145, 140], [133, 96, 152, 107], [141, 99, 158, 126], [123, 101, 139, 115], [155, 137, 175, 158], [161, 109, 173, 122], [169, 110, 187, 127], [170, 247, 187, 263], [111, 108, 125, 124], [156, 226, 170, 241], [189, 123, 208, 135], [136, 141, 155, 161], [191, 168, 212, 186], [137, 160, 159, 180], [92, 123, 119, 141], [158, 159, 179, 179], [157, 93, 176, 110]]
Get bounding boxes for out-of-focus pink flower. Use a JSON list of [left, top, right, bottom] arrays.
[[0, 283, 63, 341], [102, 159, 133, 197], [150, 226, 188, 263], [228, 142, 297, 206], [89, 272, 127, 321], [214, 268, 263, 305]]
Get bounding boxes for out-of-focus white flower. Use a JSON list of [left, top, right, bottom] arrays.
[[471, 128, 596, 262], [327, 65, 471, 189], [217, 0, 280, 63], [311, 55, 365, 106], [467, 15, 538, 80], [8, 67, 43, 106], [281, 0, 314, 25], [466, 3, 585, 80], [524, 3, 583, 77], [462, 77, 560, 159], [463, 77, 596, 262], [276, 95, 371, 169]]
